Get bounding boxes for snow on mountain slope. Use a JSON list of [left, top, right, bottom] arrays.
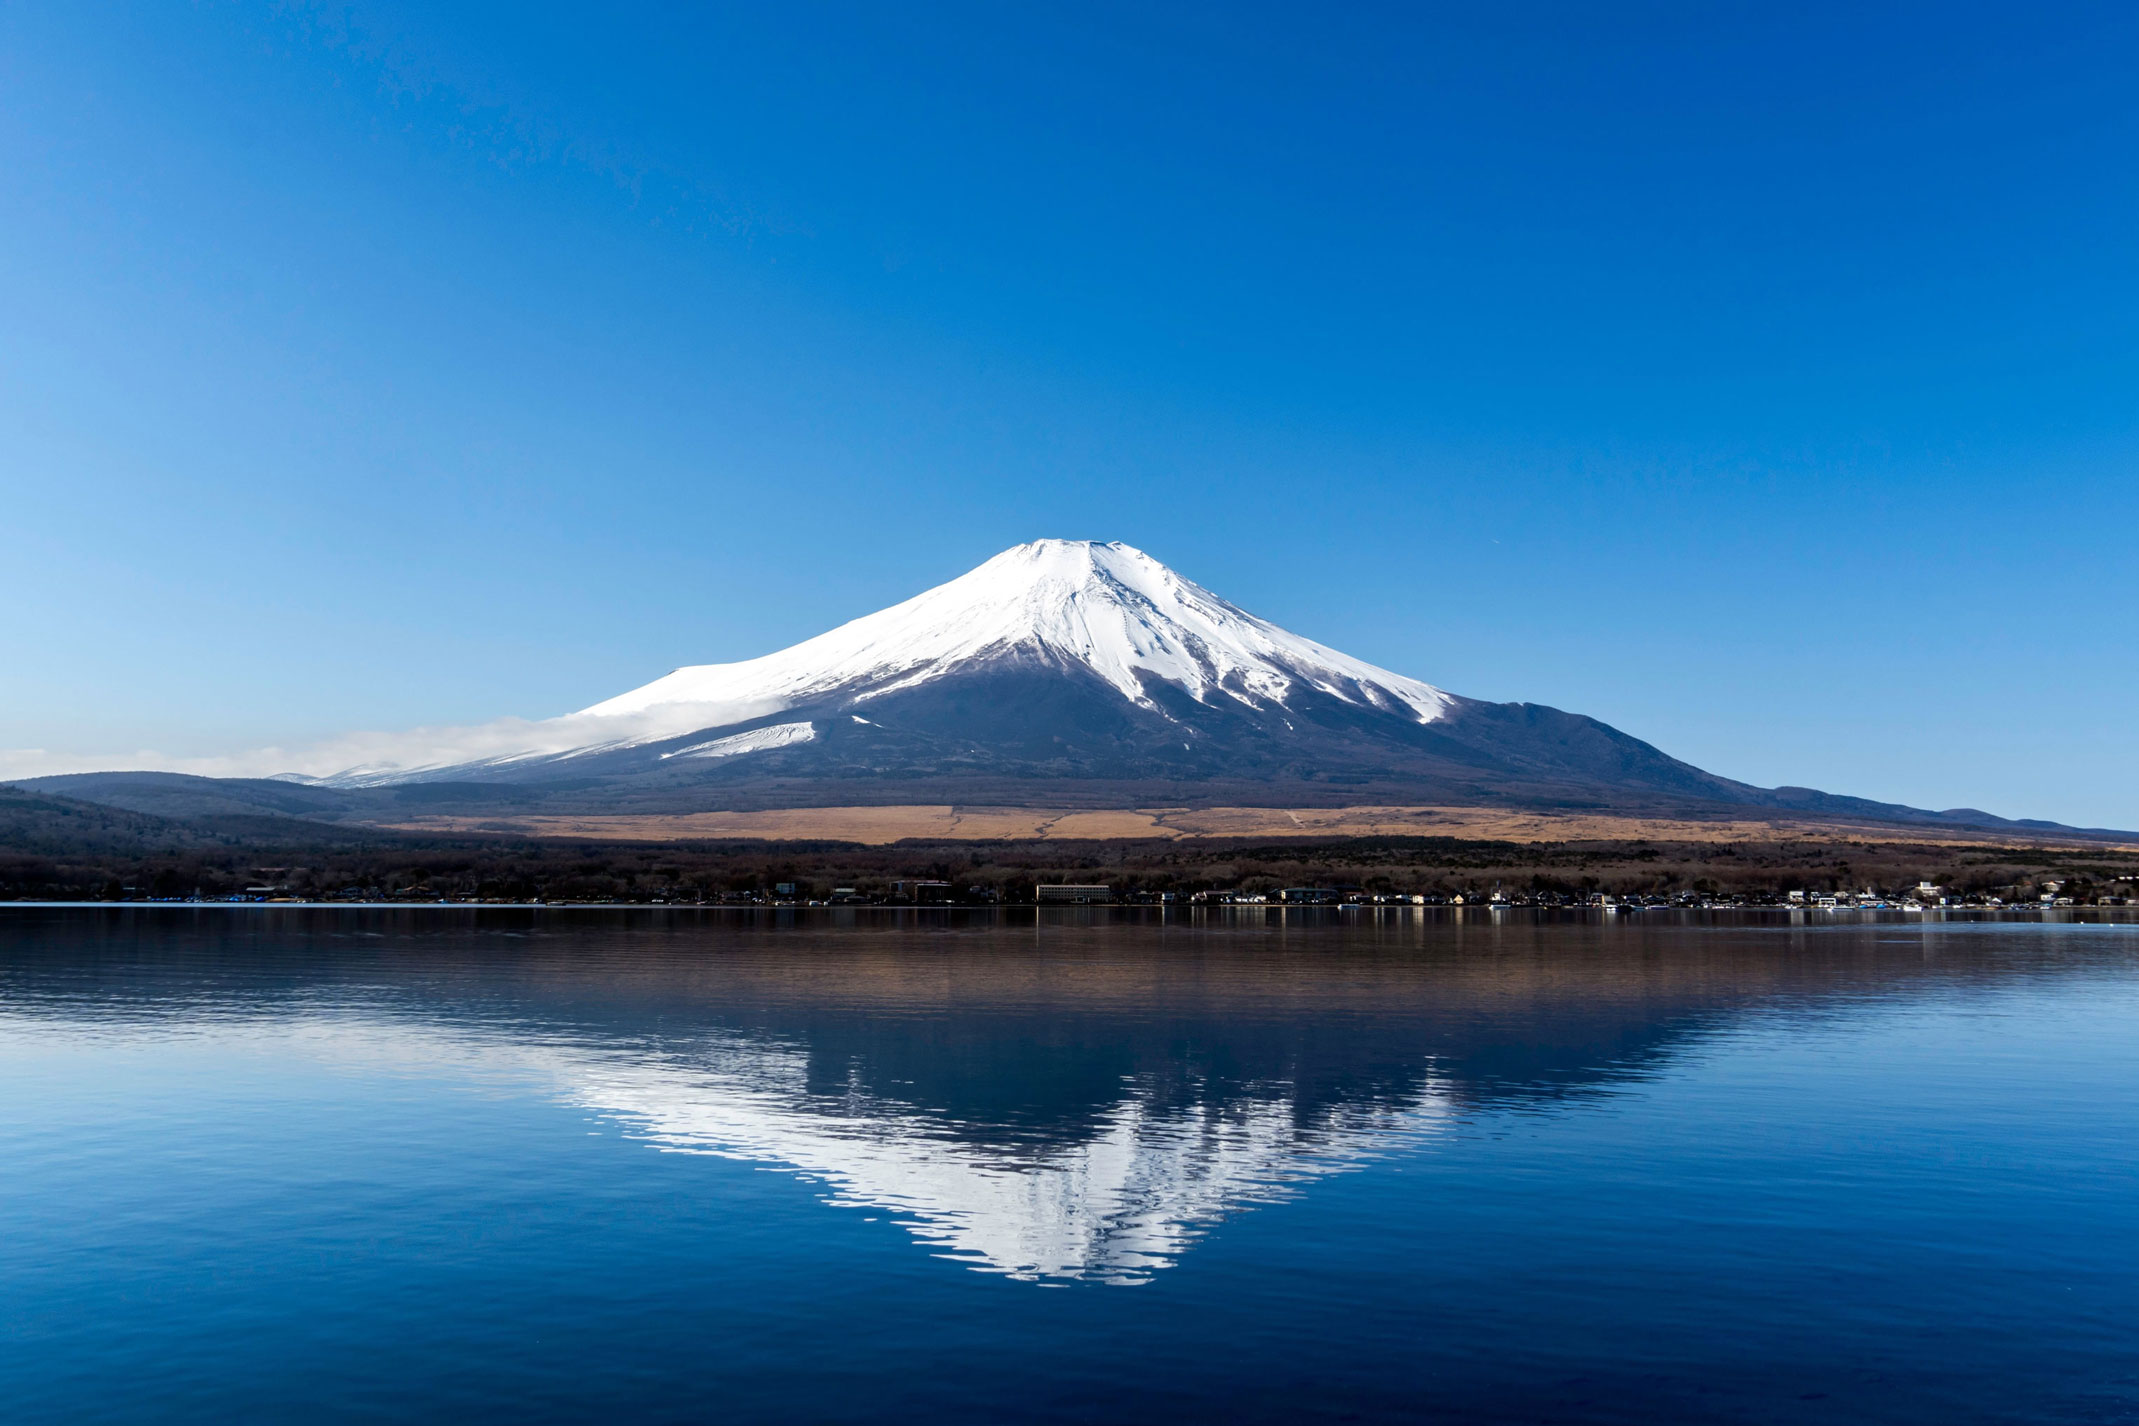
[[0, 541, 1454, 786], [582, 539, 1451, 730], [660, 721, 818, 762]]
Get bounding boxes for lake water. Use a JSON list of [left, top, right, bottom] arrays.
[[3, 908, 2136, 1423]]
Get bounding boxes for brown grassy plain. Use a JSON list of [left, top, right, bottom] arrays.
[[382, 803, 2138, 851]]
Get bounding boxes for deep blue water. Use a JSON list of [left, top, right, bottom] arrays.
[[3, 908, 2136, 1424]]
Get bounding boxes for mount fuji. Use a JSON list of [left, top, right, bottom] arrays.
[[369, 534, 1711, 806], [12, 540, 2074, 833]]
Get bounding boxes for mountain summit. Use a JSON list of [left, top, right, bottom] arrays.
[[583, 539, 1451, 730]]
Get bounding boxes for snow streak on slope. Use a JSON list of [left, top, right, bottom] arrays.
[[660, 721, 817, 762], [583, 540, 1451, 728]]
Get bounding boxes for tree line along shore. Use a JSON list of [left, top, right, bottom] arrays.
[[5, 812, 2134, 911]]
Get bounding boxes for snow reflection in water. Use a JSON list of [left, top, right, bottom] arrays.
[[566, 1034, 1454, 1283]]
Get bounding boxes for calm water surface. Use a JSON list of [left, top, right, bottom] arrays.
[[2, 908, 2136, 1423]]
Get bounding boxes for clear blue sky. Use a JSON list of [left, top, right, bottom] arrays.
[[3, 3, 2135, 825]]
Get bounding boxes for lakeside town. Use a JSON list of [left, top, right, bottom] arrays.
[[68, 875, 2139, 910]]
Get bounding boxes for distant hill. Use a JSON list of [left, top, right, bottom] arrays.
[[0, 783, 413, 863], [11, 772, 368, 823], [0, 785, 201, 856]]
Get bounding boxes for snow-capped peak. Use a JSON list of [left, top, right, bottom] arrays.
[[23, 541, 1451, 786], [580, 539, 1451, 727]]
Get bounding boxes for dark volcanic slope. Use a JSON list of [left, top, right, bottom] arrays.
[[18, 660, 2112, 842], [548, 660, 1768, 811], [531, 664, 2109, 835]]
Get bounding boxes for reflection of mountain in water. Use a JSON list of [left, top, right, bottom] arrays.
[[567, 1032, 1449, 1281], [2, 907, 2098, 1282]]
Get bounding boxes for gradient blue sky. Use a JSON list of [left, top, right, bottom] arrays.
[[4, 2, 2135, 824]]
